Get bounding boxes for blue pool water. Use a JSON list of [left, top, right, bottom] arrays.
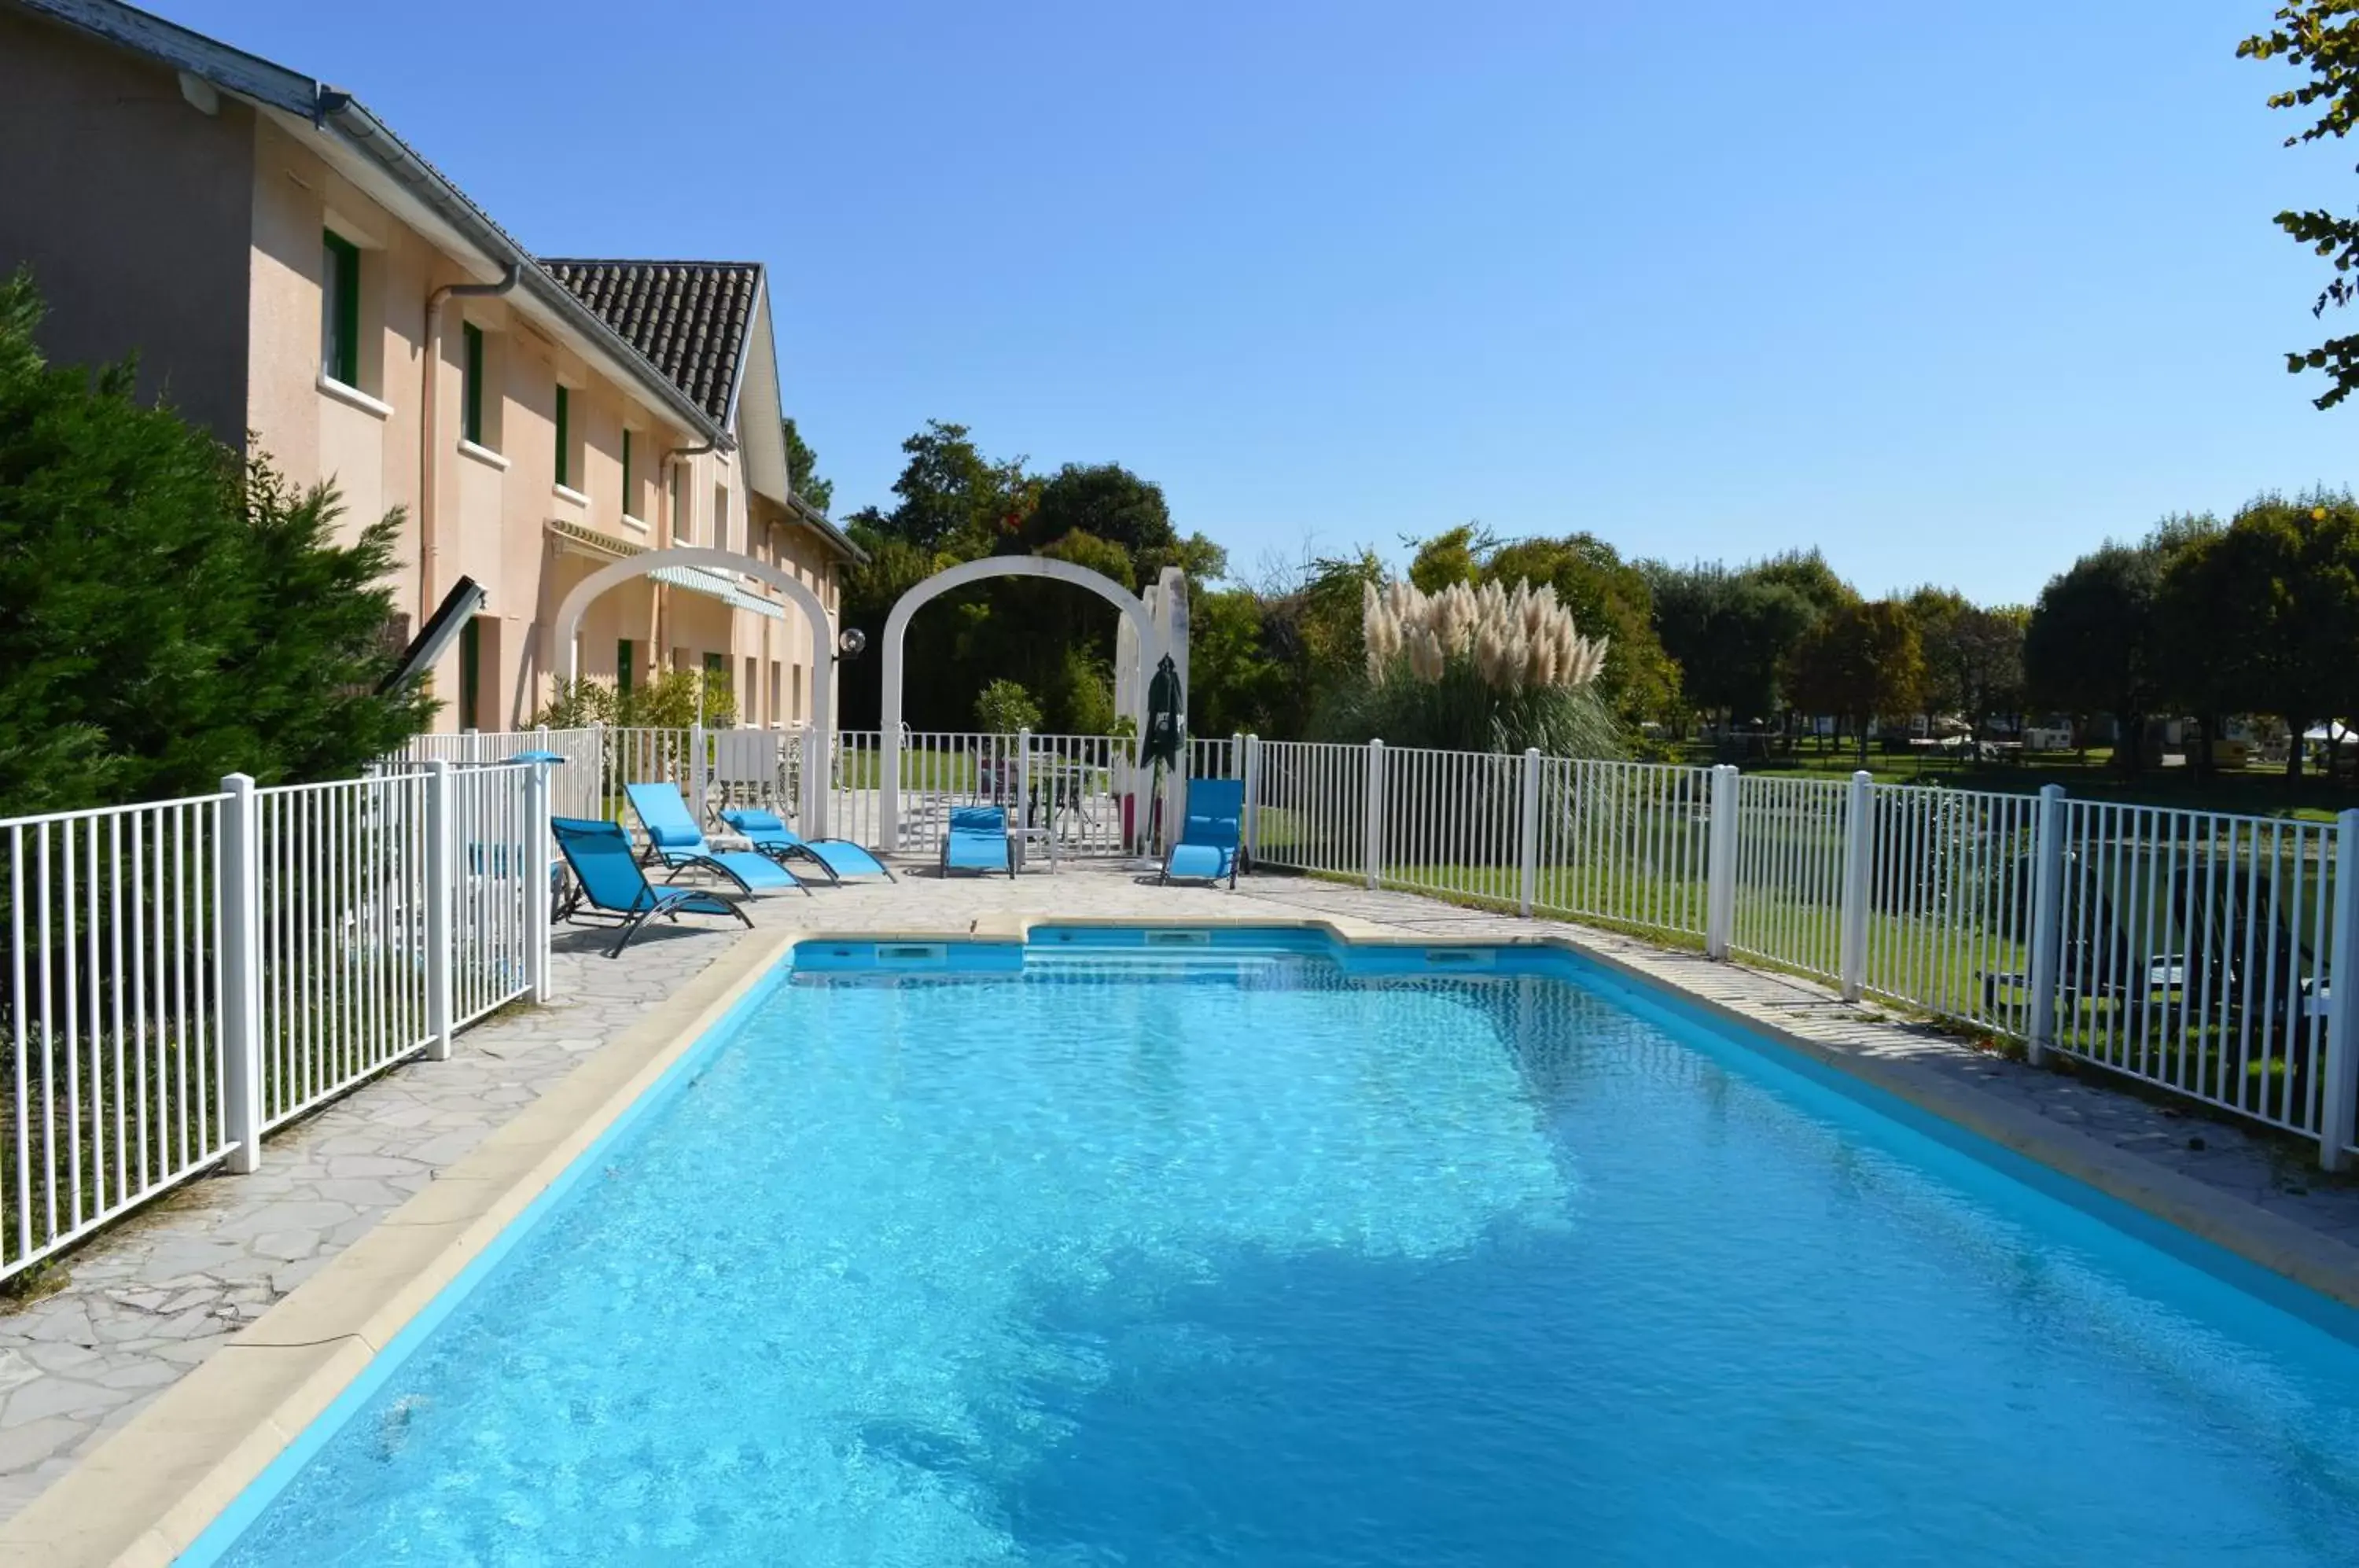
[[194, 937, 2359, 1565]]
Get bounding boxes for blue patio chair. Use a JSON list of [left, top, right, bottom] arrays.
[[623, 782, 808, 898], [941, 805, 1016, 878], [550, 817, 752, 958], [1161, 778, 1244, 889], [718, 808, 896, 883]]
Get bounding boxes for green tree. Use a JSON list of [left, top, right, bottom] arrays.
[[782, 417, 833, 513], [1903, 587, 2027, 743], [1257, 550, 1386, 737], [1187, 586, 1288, 738], [856, 420, 1032, 554], [1780, 599, 1924, 764], [1408, 524, 1486, 591], [1021, 462, 1172, 567], [2240, 4, 2359, 408], [1486, 533, 1682, 729], [2160, 493, 2359, 779], [2025, 543, 2169, 771], [0, 271, 429, 812], [1643, 561, 1822, 731]]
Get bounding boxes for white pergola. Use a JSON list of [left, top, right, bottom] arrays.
[[879, 555, 1178, 851]]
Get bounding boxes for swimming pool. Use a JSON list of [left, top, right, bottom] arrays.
[[186, 929, 2359, 1565]]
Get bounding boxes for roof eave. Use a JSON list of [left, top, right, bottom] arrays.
[[309, 95, 732, 450], [790, 493, 868, 565]]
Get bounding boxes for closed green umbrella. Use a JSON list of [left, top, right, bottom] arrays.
[[1137, 654, 1185, 856], [1143, 653, 1185, 771]]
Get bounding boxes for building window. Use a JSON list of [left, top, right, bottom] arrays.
[[743, 656, 757, 723], [462, 323, 486, 445], [621, 430, 633, 517], [458, 617, 481, 731], [714, 483, 729, 553], [322, 230, 361, 386], [616, 638, 634, 699], [769, 660, 782, 726], [554, 385, 571, 487], [792, 662, 804, 724], [672, 464, 690, 545]]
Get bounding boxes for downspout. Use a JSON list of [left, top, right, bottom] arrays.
[[418, 265, 519, 620]]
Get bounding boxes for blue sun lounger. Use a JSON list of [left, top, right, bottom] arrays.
[[623, 782, 807, 897], [717, 808, 896, 883], [941, 805, 1016, 877], [551, 817, 753, 957], [1161, 778, 1244, 889]]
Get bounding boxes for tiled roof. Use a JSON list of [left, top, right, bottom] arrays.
[[539, 260, 762, 425]]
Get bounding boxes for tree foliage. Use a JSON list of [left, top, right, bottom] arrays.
[[782, 417, 833, 513], [2026, 543, 2169, 769], [2241, 3, 2359, 409], [1780, 600, 1924, 762], [835, 423, 1231, 734], [0, 270, 429, 812], [1486, 533, 1680, 727], [1906, 587, 2027, 733], [2156, 493, 2359, 777], [1643, 560, 1823, 727]]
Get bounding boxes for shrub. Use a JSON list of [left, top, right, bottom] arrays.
[[0, 270, 430, 812], [1312, 579, 1621, 757], [975, 679, 1043, 734], [533, 669, 736, 730]]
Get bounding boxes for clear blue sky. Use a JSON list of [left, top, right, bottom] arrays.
[[167, 0, 2353, 604]]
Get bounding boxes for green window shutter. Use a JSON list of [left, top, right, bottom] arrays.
[[554, 385, 570, 487], [622, 430, 633, 514], [462, 323, 484, 445], [458, 617, 481, 731], [322, 230, 361, 385], [616, 639, 634, 699]]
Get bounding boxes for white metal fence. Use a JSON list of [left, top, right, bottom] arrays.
[[409, 725, 1160, 860], [3, 794, 230, 1280], [2, 760, 548, 1282], [1535, 758, 1713, 942], [396, 722, 2359, 1171], [1237, 738, 2359, 1169]]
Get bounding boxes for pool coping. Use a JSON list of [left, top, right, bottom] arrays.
[[6, 912, 2357, 1566]]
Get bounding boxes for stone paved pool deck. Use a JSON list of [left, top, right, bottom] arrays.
[[3, 858, 2357, 1547]]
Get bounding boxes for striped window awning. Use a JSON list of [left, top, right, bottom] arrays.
[[544, 519, 784, 620]]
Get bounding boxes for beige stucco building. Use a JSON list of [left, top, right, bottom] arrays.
[[0, 0, 861, 734]]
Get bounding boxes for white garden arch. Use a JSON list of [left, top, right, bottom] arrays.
[[552, 545, 837, 827], [879, 555, 1167, 849]]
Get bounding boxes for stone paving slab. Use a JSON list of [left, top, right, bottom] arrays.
[[2, 857, 2355, 1526]]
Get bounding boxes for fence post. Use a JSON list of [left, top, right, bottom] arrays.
[[688, 720, 708, 826], [799, 726, 823, 837], [1838, 770, 1873, 999], [1518, 748, 1543, 918], [1242, 734, 1262, 868], [218, 772, 264, 1174], [1364, 738, 1386, 891], [1017, 728, 1033, 830], [1705, 764, 1738, 959], [524, 759, 554, 1006], [2320, 810, 2359, 1169], [2024, 783, 2068, 1067], [425, 758, 455, 1062], [591, 721, 607, 820]]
